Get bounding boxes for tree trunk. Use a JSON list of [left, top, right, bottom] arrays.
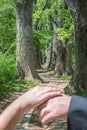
[[45, 43, 51, 68], [65, 42, 73, 75], [33, 24, 41, 68], [51, 24, 58, 69], [55, 41, 65, 76], [55, 41, 73, 76], [51, 20, 72, 76], [16, 0, 38, 80], [65, 0, 87, 93], [33, 46, 41, 68]]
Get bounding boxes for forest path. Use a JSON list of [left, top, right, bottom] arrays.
[[0, 69, 68, 130], [37, 68, 68, 89]]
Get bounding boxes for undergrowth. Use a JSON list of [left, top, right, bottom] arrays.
[[0, 79, 40, 99], [58, 75, 71, 81]]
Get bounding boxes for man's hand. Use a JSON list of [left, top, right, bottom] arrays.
[[38, 94, 71, 125]]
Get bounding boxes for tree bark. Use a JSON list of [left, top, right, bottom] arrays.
[[33, 46, 41, 68], [54, 40, 72, 76], [65, 0, 87, 93], [54, 41, 65, 76], [16, 0, 38, 80], [45, 43, 51, 68], [51, 23, 58, 69], [64, 41, 73, 75]]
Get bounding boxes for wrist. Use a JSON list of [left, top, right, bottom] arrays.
[[13, 98, 26, 114], [16, 96, 32, 114]]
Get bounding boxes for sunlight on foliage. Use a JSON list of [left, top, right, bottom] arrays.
[[0, 52, 16, 83], [57, 26, 74, 41], [57, 9, 74, 42]]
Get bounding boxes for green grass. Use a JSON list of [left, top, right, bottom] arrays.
[[0, 79, 41, 99], [76, 93, 87, 98], [58, 75, 71, 82]]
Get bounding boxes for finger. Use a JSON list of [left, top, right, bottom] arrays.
[[36, 86, 58, 93], [37, 103, 47, 119], [41, 113, 54, 125], [37, 91, 63, 111], [42, 87, 63, 94], [36, 91, 63, 108], [39, 108, 49, 119], [40, 91, 62, 104]]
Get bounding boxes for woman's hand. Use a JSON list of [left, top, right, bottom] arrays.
[[18, 85, 64, 113]]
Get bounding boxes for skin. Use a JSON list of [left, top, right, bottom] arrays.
[[0, 85, 63, 130], [38, 94, 71, 125]]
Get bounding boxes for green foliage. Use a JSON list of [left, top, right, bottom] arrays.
[[0, 52, 16, 83], [78, 93, 87, 98], [0, 0, 16, 84], [0, 0, 16, 52], [33, 0, 74, 57], [57, 9, 74, 42], [57, 25, 74, 41], [33, 0, 59, 29], [0, 0, 74, 86], [0, 79, 41, 99], [58, 75, 71, 81], [33, 30, 53, 50], [33, 0, 62, 55]]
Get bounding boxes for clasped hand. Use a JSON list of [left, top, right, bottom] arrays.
[[38, 92, 71, 125]]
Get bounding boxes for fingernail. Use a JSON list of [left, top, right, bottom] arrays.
[[57, 91, 63, 95]]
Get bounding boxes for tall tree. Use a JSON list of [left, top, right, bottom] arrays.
[[16, 0, 38, 80], [65, 0, 87, 93], [50, 0, 73, 76]]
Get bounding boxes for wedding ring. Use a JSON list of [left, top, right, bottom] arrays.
[[44, 111, 48, 115]]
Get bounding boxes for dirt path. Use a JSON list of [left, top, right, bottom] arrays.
[[38, 69, 68, 90]]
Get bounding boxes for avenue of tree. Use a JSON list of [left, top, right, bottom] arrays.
[[0, 0, 87, 94]]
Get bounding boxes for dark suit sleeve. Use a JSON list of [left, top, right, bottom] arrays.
[[68, 95, 87, 130]]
